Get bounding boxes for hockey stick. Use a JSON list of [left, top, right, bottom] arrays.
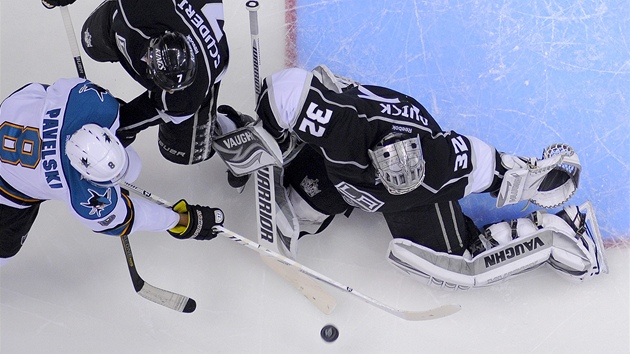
[[216, 227, 461, 321], [246, 1, 262, 97], [123, 183, 459, 321], [59, 6, 86, 79], [58, 6, 195, 313], [245, 1, 337, 314]]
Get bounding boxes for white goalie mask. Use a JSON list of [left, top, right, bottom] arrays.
[[66, 124, 129, 187], [368, 133, 425, 195]]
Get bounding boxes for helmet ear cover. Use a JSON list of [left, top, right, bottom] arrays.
[[65, 124, 129, 186], [146, 31, 197, 91], [368, 133, 425, 195]]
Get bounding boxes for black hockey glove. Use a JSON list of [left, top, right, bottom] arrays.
[[167, 200, 224, 240], [217, 105, 255, 129], [42, 0, 77, 9]]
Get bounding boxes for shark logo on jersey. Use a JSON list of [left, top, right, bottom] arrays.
[[80, 188, 112, 217], [78, 83, 108, 102]]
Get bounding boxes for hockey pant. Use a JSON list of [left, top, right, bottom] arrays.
[[387, 203, 607, 290], [0, 202, 41, 259], [276, 145, 352, 257]]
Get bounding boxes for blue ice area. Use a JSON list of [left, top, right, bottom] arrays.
[[295, 0, 630, 240]]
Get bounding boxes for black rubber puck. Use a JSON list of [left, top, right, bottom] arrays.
[[320, 324, 339, 342]]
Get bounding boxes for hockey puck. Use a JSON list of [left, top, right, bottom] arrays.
[[320, 324, 339, 342]]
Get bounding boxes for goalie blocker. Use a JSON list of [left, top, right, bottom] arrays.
[[212, 116, 283, 177], [387, 201, 608, 290]]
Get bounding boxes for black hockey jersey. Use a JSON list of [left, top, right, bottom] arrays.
[[111, 0, 228, 120], [257, 68, 495, 214]]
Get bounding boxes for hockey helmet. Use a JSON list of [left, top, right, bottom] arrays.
[[146, 31, 197, 91], [368, 133, 425, 195], [66, 124, 129, 186]]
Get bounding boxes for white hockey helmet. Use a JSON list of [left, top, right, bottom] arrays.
[[368, 133, 425, 195], [65, 124, 129, 186]]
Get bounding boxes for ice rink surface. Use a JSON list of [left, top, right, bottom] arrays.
[[1, 1, 628, 353]]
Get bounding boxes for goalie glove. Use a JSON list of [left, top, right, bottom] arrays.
[[167, 200, 224, 240], [496, 143, 580, 208], [42, 0, 77, 9]]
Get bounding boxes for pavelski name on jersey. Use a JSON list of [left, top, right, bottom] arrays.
[[42, 108, 63, 189]]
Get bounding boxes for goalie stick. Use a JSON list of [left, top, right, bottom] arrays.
[[123, 182, 460, 321], [245, 1, 338, 314], [216, 227, 461, 321], [57, 4, 195, 313]]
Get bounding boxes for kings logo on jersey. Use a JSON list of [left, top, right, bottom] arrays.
[[335, 182, 384, 212], [300, 176, 321, 198]]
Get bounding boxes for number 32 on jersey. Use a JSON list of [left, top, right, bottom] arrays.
[[451, 135, 469, 172], [298, 102, 332, 137]]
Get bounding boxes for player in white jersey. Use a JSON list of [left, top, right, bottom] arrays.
[[0, 78, 224, 266]]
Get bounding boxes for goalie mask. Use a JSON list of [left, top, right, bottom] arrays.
[[66, 124, 129, 187], [147, 31, 197, 91], [368, 133, 425, 195]]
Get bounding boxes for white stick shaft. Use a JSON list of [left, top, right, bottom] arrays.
[[60, 6, 86, 79], [122, 182, 458, 320], [215, 226, 460, 321], [124, 182, 172, 207], [246, 1, 262, 96]]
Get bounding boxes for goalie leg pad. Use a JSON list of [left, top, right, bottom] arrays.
[[387, 202, 606, 289], [287, 186, 329, 235], [388, 231, 552, 290], [273, 167, 300, 259]]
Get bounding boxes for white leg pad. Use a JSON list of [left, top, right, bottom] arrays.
[[387, 202, 607, 289], [388, 231, 552, 290], [287, 186, 328, 234]]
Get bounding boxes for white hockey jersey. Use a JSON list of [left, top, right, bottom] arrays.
[[0, 78, 178, 236]]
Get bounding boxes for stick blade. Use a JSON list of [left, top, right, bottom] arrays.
[[401, 304, 461, 321], [137, 282, 197, 313], [261, 255, 337, 314]]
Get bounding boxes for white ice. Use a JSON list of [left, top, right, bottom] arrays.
[[0, 1, 628, 353]]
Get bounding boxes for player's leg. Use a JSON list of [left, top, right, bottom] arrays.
[[387, 202, 606, 290], [284, 145, 351, 226], [157, 89, 218, 165], [383, 200, 476, 257], [80, 0, 119, 62], [0, 203, 41, 266], [279, 145, 352, 256]]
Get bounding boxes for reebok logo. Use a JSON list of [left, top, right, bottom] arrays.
[[484, 236, 545, 268]]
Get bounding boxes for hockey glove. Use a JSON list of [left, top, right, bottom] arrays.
[[217, 105, 255, 129], [167, 199, 224, 240], [42, 0, 77, 9]]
